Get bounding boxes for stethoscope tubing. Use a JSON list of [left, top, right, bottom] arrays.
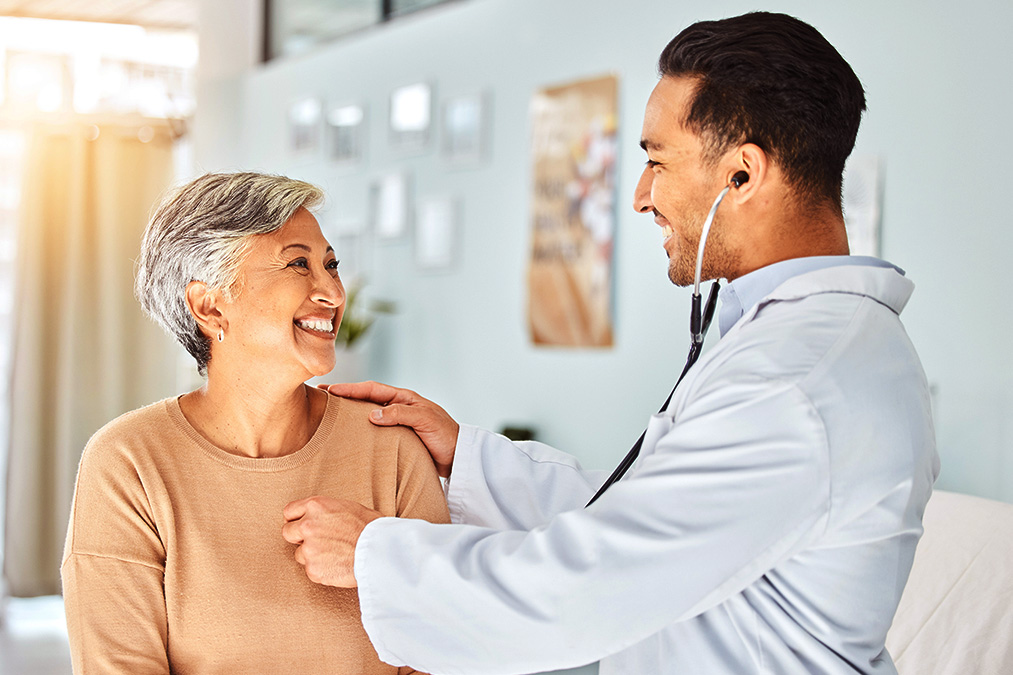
[[585, 182, 734, 507]]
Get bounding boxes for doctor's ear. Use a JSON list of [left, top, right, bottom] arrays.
[[727, 143, 767, 199], [185, 280, 226, 339]]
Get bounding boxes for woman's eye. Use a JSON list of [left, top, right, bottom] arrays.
[[287, 258, 309, 269], [326, 259, 340, 270]]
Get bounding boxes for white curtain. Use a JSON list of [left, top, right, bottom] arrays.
[[4, 120, 181, 597]]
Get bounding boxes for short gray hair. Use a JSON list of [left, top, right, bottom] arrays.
[[135, 172, 324, 375]]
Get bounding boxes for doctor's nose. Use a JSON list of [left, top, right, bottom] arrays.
[[633, 166, 654, 214]]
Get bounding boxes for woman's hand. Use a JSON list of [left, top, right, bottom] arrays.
[[321, 382, 458, 478], [282, 496, 381, 587]]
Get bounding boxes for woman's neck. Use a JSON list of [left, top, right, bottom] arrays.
[[179, 368, 327, 458]]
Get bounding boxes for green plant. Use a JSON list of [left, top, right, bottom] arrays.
[[336, 283, 395, 348]]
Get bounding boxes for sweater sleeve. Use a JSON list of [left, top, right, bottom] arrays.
[[394, 427, 451, 525], [61, 432, 170, 674]]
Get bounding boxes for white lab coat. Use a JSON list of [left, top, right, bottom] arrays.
[[355, 265, 939, 674]]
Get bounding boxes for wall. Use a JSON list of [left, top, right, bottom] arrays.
[[196, 0, 1013, 502]]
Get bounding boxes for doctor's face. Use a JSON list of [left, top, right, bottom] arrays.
[[633, 76, 743, 286]]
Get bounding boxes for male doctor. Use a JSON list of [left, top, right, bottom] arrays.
[[283, 12, 939, 674]]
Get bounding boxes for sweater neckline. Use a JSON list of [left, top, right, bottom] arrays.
[[165, 392, 340, 472]]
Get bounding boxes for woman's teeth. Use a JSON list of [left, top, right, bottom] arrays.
[[296, 319, 333, 333]]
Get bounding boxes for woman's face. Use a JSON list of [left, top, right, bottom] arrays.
[[217, 208, 345, 381]]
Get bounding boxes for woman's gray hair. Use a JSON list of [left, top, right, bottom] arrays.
[[135, 172, 324, 375]]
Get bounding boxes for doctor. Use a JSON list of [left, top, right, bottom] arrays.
[[282, 11, 938, 674]]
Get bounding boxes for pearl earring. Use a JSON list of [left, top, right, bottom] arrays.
[[217, 329, 224, 343]]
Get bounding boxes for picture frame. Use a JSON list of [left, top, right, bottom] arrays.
[[288, 97, 322, 154], [333, 230, 366, 283], [326, 103, 366, 164], [415, 196, 458, 270], [442, 91, 488, 165], [842, 155, 883, 257], [389, 82, 432, 151], [372, 172, 411, 240]]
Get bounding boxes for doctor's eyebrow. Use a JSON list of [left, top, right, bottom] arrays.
[[640, 139, 663, 152]]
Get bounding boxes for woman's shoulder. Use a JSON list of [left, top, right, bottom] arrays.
[[82, 398, 177, 464], [326, 394, 427, 453]]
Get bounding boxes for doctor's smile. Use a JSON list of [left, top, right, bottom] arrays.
[[655, 214, 675, 249]]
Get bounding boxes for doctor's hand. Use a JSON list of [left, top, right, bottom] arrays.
[[320, 381, 458, 478], [282, 496, 381, 588]]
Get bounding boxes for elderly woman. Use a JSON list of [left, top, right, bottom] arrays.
[[61, 172, 449, 674]]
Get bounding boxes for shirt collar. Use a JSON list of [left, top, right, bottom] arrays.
[[717, 256, 904, 337]]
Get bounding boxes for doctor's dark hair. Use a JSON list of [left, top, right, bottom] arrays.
[[135, 172, 324, 376], [659, 12, 866, 209]]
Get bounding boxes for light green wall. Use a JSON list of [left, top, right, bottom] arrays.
[[197, 0, 1013, 513]]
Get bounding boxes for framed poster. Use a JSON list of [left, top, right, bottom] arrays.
[[389, 82, 432, 151], [326, 103, 365, 164], [527, 74, 618, 347], [288, 98, 321, 153], [442, 92, 488, 164], [416, 197, 457, 269], [373, 172, 410, 240], [842, 155, 883, 257]]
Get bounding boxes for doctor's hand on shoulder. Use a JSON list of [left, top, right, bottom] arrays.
[[282, 495, 380, 588], [321, 381, 458, 478]]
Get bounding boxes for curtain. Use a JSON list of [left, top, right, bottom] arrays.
[[4, 121, 180, 597]]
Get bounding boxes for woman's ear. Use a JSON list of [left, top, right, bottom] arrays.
[[185, 280, 225, 339], [728, 142, 768, 202]]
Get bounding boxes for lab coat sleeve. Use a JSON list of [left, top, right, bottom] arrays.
[[354, 376, 831, 674], [445, 424, 610, 530]]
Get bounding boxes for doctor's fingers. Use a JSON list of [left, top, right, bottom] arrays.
[[371, 403, 458, 458], [321, 380, 412, 406], [281, 518, 305, 545], [291, 544, 348, 587], [283, 494, 345, 523]]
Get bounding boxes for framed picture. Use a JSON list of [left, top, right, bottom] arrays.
[[415, 197, 458, 269], [326, 103, 365, 164], [389, 82, 432, 151], [333, 230, 365, 283], [527, 74, 618, 347], [373, 172, 411, 240], [842, 155, 883, 257], [442, 92, 488, 164], [288, 98, 322, 153]]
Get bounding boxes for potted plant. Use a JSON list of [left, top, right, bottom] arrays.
[[331, 282, 395, 382]]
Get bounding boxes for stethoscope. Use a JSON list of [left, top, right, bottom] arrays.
[[586, 170, 749, 506]]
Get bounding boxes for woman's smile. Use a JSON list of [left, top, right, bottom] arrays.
[[295, 316, 337, 338]]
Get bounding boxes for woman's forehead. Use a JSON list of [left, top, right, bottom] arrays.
[[264, 208, 330, 249]]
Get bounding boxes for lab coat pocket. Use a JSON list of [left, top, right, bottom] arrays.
[[636, 413, 676, 467]]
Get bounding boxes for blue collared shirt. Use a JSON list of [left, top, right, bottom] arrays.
[[717, 255, 904, 337]]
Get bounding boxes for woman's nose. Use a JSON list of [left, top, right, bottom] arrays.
[[312, 270, 344, 308]]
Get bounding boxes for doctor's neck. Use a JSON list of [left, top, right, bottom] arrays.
[[723, 182, 850, 281]]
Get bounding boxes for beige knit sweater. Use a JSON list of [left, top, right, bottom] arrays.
[[62, 393, 450, 674]]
